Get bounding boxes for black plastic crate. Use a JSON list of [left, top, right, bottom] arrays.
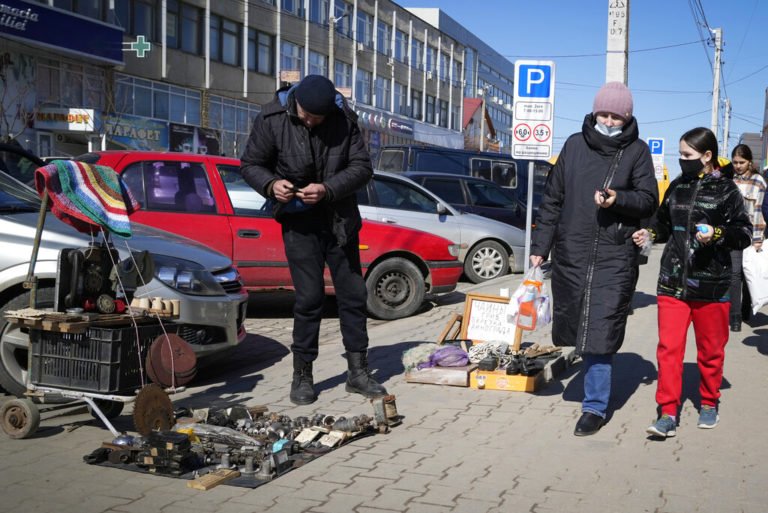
[[30, 324, 173, 393]]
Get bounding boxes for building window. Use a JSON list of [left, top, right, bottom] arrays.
[[375, 77, 391, 110], [411, 39, 424, 70], [425, 95, 435, 124], [53, 0, 107, 21], [165, 0, 179, 48], [356, 11, 373, 48], [308, 51, 328, 77], [438, 100, 448, 128], [334, 1, 352, 38], [221, 18, 240, 66], [395, 30, 407, 63], [280, 41, 304, 77], [376, 20, 392, 56], [335, 61, 352, 88], [181, 4, 202, 54], [452, 106, 460, 131], [210, 15, 221, 61], [394, 82, 407, 116], [309, 0, 329, 24], [249, 29, 274, 75], [356, 69, 372, 105], [411, 89, 422, 120], [115, 73, 201, 125], [440, 53, 449, 82], [426, 46, 437, 73], [37, 59, 105, 110], [208, 95, 261, 157], [281, 0, 302, 17], [452, 60, 462, 87]]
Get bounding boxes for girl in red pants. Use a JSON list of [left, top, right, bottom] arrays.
[[632, 127, 752, 437]]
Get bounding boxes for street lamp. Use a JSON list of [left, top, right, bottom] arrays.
[[328, 13, 348, 81]]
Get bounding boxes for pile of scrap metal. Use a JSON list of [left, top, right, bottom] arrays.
[[83, 396, 400, 485]]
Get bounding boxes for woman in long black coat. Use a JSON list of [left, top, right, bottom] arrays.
[[530, 82, 658, 436]]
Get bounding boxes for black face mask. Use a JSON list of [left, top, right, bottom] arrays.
[[679, 158, 704, 178]]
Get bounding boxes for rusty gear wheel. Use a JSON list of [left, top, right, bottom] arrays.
[[133, 384, 175, 435]]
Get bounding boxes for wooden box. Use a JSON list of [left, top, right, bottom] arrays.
[[469, 368, 544, 392], [405, 364, 477, 387]]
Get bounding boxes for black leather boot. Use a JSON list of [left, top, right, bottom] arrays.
[[730, 315, 742, 332], [290, 356, 317, 405], [345, 351, 387, 398]]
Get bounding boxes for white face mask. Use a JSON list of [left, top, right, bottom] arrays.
[[595, 121, 622, 137]]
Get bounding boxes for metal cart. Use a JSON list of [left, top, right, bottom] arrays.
[[0, 187, 180, 440]]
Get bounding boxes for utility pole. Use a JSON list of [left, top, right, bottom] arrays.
[[710, 28, 723, 138], [329, 14, 347, 81], [605, 0, 630, 85], [328, 17, 336, 81], [721, 98, 731, 156], [479, 86, 487, 152]]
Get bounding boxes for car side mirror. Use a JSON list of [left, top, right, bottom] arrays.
[[436, 203, 448, 215]]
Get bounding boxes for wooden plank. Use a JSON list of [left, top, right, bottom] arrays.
[[187, 469, 241, 490], [436, 314, 463, 344], [405, 364, 477, 387]]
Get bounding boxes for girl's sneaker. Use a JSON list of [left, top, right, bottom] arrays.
[[646, 414, 677, 437], [697, 405, 719, 429]]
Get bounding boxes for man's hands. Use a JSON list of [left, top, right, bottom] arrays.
[[273, 179, 326, 204]]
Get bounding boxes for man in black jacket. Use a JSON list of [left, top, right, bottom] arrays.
[[240, 75, 386, 405]]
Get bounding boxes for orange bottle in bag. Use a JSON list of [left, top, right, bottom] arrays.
[[517, 300, 537, 330]]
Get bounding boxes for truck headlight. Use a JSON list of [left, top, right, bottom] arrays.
[[152, 254, 226, 296]]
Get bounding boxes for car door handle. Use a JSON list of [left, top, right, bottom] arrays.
[[237, 229, 261, 239], [381, 217, 398, 224]]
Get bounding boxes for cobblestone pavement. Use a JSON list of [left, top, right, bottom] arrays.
[[2, 246, 768, 512]]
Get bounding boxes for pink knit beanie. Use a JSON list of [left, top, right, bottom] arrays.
[[592, 82, 633, 119]]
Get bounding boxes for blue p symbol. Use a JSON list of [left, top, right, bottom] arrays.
[[648, 139, 663, 155]]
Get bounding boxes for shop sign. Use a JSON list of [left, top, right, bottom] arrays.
[[34, 108, 95, 131], [104, 114, 168, 151], [169, 122, 220, 155], [388, 119, 414, 136], [355, 108, 414, 138], [0, 0, 124, 65]]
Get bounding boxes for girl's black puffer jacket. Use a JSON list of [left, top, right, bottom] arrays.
[[650, 163, 752, 302]]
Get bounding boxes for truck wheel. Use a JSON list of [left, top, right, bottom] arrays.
[[0, 286, 61, 400], [366, 258, 425, 320], [464, 241, 509, 283]]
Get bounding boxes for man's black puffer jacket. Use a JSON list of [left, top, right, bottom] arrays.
[[650, 163, 752, 302], [239, 85, 372, 246]]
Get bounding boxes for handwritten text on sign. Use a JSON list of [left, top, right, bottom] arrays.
[[465, 299, 515, 342]]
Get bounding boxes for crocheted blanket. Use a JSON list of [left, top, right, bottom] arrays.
[[34, 160, 140, 238]]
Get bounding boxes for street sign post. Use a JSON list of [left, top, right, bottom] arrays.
[[512, 60, 556, 160], [648, 137, 665, 181]]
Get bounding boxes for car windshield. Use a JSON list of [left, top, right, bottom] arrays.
[[0, 146, 44, 212], [0, 171, 43, 212]]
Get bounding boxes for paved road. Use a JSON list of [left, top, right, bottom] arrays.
[[3, 246, 768, 513]]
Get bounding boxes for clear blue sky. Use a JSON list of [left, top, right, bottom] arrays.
[[399, 0, 767, 178]]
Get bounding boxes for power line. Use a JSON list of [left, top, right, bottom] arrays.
[[498, 39, 705, 60], [643, 109, 711, 125]]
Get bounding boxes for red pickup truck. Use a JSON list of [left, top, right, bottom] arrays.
[[77, 151, 463, 320]]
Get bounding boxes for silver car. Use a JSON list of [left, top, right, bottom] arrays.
[[0, 144, 248, 398], [360, 171, 526, 283]]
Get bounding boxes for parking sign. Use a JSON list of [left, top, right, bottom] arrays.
[[512, 60, 555, 159], [648, 138, 664, 155], [647, 138, 665, 180]]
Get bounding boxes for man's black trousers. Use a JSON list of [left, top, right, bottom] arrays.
[[282, 212, 368, 362]]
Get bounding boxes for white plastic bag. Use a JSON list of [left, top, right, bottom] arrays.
[[742, 246, 768, 315], [505, 266, 551, 329]]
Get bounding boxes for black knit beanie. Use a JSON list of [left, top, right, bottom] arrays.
[[293, 75, 338, 115]]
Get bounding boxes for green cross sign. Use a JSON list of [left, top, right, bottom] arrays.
[[128, 36, 152, 58]]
